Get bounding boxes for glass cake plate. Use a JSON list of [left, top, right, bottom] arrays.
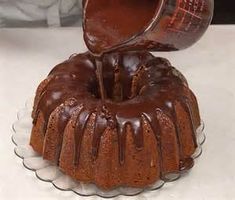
[[12, 97, 206, 198]]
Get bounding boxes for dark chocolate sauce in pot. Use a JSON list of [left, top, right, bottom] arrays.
[[83, 0, 159, 54], [83, 0, 213, 54]]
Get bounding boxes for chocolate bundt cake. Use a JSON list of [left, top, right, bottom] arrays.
[[30, 51, 201, 190]]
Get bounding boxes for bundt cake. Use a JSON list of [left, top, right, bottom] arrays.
[[30, 51, 201, 190]]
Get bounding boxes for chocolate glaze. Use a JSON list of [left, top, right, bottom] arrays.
[[33, 51, 198, 169], [74, 107, 91, 165]]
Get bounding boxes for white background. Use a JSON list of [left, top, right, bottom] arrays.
[[0, 26, 235, 199]]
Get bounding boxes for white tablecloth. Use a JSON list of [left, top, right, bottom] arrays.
[[0, 26, 235, 200]]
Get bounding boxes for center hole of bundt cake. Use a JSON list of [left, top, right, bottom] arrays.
[[88, 65, 146, 102]]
